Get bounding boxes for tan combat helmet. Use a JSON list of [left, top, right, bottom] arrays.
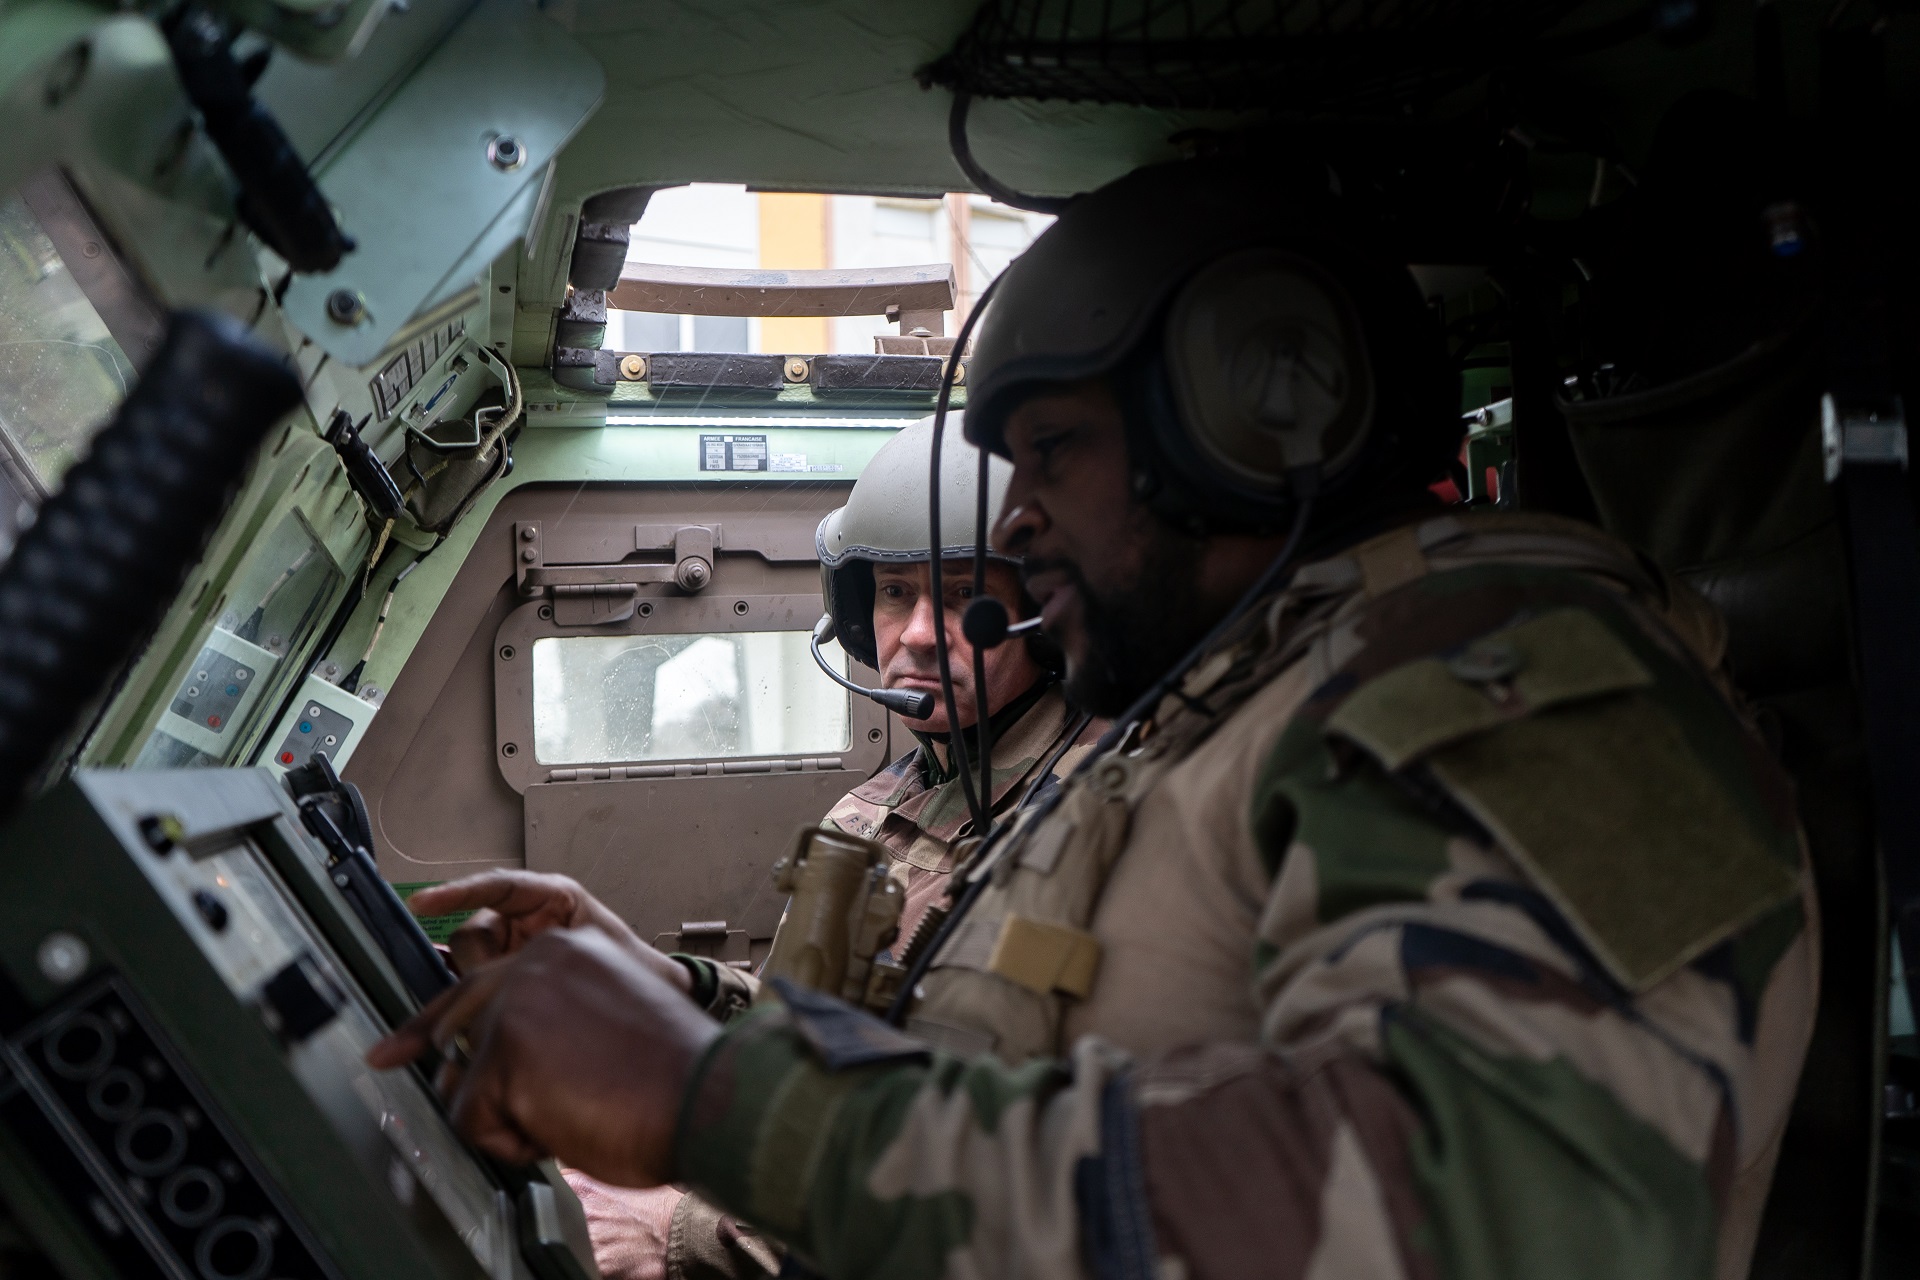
[[816, 413, 1014, 671]]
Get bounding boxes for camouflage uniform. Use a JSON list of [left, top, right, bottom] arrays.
[[654, 681, 1100, 1278], [819, 683, 1100, 960], [670, 511, 1819, 1280]]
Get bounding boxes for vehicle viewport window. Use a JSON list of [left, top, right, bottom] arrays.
[[532, 631, 850, 765], [0, 194, 135, 497]]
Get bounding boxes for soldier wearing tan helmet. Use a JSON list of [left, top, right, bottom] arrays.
[[396, 415, 1098, 1280], [373, 162, 1815, 1280]]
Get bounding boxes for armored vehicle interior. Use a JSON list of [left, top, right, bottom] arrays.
[[0, 1, 1914, 1277]]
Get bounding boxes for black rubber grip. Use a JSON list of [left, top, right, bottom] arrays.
[[164, 5, 355, 274], [0, 309, 303, 816]]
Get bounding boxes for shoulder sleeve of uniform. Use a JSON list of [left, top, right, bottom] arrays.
[[1257, 598, 1801, 993], [674, 996, 1122, 1280]]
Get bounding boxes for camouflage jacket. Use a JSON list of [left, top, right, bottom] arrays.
[[679, 683, 1100, 1021], [820, 682, 1100, 953], [656, 684, 1100, 1280], [671, 511, 1820, 1280]]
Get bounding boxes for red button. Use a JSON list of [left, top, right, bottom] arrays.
[[206, 715, 221, 728], [280, 751, 295, 765]]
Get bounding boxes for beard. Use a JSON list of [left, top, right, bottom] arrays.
[[1030, 514, 1212, 718]]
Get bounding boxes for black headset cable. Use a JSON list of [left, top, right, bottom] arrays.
[[888, 471, 1319, 1027], [1091, 467, 1321, 753], [971, 393, 997, 837], [927, 272, 1005, 836], [947, 92, 1072, 217]]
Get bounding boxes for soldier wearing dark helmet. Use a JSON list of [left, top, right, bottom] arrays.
[[372, 162, 1818, 1280]]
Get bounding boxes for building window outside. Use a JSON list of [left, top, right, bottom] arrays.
[[531, 631, 851, 766], [606, 184, 1051, 358]]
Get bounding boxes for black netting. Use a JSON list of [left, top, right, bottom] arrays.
[[923, 0, 1590, 113]]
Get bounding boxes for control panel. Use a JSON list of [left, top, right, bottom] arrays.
[[155, 631, 282, 758], [0, 770, 598, 1280], [263, 678, 375, 777]]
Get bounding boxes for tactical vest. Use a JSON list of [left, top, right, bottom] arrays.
[[822, 683, 1098, 950], [902, 510, 1743, 1062]]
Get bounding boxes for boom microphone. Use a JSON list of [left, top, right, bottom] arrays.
[[811, 615, 935, 720], [959, 597, 1042, 650]]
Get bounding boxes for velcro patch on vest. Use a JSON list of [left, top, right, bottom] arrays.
[[1425, 694, 1798, 991], [1327, 608, 1653, 770], [1321, 607, 1798, 991], [986, 915, 1102, 998]]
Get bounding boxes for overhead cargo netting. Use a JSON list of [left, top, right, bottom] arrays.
[[921, 0, 1595, 113]]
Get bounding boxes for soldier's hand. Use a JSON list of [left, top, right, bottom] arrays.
[[410, 870, 687, 995], [365, 927, 717, 1186]]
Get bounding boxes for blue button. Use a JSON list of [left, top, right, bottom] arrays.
[[298, 721, 312, 734], [225, 685, 239, 697]]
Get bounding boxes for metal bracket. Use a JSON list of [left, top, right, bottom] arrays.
[[514, 521, 722, 618], [1823, 392, 1910, 482], [282, 0, 605, 366], [608, 262, 954, 330]]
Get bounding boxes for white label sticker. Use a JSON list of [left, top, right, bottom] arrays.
[[699, 434, 769, 472]]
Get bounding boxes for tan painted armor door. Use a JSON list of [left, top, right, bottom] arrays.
[[351, 482, 890, 967]]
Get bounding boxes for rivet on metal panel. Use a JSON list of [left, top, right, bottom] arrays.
[[499, 645, 516, 661], [733, 600, 749, 615], [502, 743, 518, 757], [325, 290, 366, 325], [516, 521, 543, 596], [620, 354, 647, 380], [487, 134, 527, 172], [783, 356, 809, 382]]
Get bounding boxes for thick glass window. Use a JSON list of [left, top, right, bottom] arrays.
[[532, 631, 850, 765], [0, 194, 134, 494]]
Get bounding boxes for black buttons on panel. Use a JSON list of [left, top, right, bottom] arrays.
[[259, 955, 343, 1045], [191, 891, 230, 934], [2, 979, 332, 1280]]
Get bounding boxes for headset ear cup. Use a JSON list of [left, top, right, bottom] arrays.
[[826, 560, 879, 671], [1163, 248, 1375, 503]]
